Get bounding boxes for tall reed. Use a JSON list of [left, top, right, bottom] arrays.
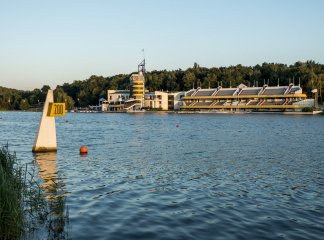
[[0, 146, 69, 240], [0, 146, 24, 240]]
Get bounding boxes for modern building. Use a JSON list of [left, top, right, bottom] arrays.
[[104, 90, 172, 111], [144, 91, 169, 110], [103, 60, 317, 113], [103, 59, 169, 112], [168, 91, 185, 110], [102, 90, 131, 112], [180, 84, 314, 112], [103, 66, 146, 112]]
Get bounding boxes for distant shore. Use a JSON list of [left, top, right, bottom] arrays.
[[1, 109, 323, 115]]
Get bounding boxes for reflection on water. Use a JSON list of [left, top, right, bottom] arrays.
[[34, 152, 69, 239], [35, 152, 59, 198]]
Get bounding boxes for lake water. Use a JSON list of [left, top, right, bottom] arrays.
[[1, 112, 324, 239]]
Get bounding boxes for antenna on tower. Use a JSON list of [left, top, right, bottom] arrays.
[[138, 49, 146, 74], [142, 48, 145, 60]]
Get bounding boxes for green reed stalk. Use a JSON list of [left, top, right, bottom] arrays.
[[0, 146, 24, 240], [0, 146, 69, 240]]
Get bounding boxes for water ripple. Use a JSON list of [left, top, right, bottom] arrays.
[[1, 112, 324, 239]]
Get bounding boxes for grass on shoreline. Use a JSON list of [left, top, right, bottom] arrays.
[[0, 146, 24, 240], [0, 145, 69, 240]]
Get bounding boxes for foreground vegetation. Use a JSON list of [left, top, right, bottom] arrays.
[[0, 146, 68, 240], [0, 60, 323, 110], [0, 146, 24, 239]]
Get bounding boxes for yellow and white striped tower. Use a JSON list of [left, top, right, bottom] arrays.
[[129, 58, 146, 108]]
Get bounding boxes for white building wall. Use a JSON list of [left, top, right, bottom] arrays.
[[168, 92, 185, 110], [144, 91, 168, 110], [101, 101, 109, 111], [107, 90, 130, 103], [158, 91, 169, 110]]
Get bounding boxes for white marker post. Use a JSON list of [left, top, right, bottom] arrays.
[[32, 89, 65, 153]]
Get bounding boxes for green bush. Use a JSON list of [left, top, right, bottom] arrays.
[[302, 106, 315, 112]]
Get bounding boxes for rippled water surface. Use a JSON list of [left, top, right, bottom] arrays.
[[1, 112, 324, 239]]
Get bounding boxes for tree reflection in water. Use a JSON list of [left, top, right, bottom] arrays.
[[34, 152, 69, 239]]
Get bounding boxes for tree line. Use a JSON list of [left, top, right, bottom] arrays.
[[1, 60, 323, 110]]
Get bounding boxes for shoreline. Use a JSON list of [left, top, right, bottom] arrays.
[[1, 110, 323, 115], [175, 110, 323, 115]]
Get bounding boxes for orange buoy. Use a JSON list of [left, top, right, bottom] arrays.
[[80, 146, 88, 154]]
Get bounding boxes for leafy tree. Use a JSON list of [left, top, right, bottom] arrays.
[[0, 60, 323, 110], [54, 87, 75, 110], [19, 99, 30, 110], [41, 85, 51, 94], [183, 71, 196, 90]]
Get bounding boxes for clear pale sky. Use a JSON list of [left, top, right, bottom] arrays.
[[1, 0, 323, 90]]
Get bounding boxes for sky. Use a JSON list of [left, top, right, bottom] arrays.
[[1, 0, 324, 90]]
